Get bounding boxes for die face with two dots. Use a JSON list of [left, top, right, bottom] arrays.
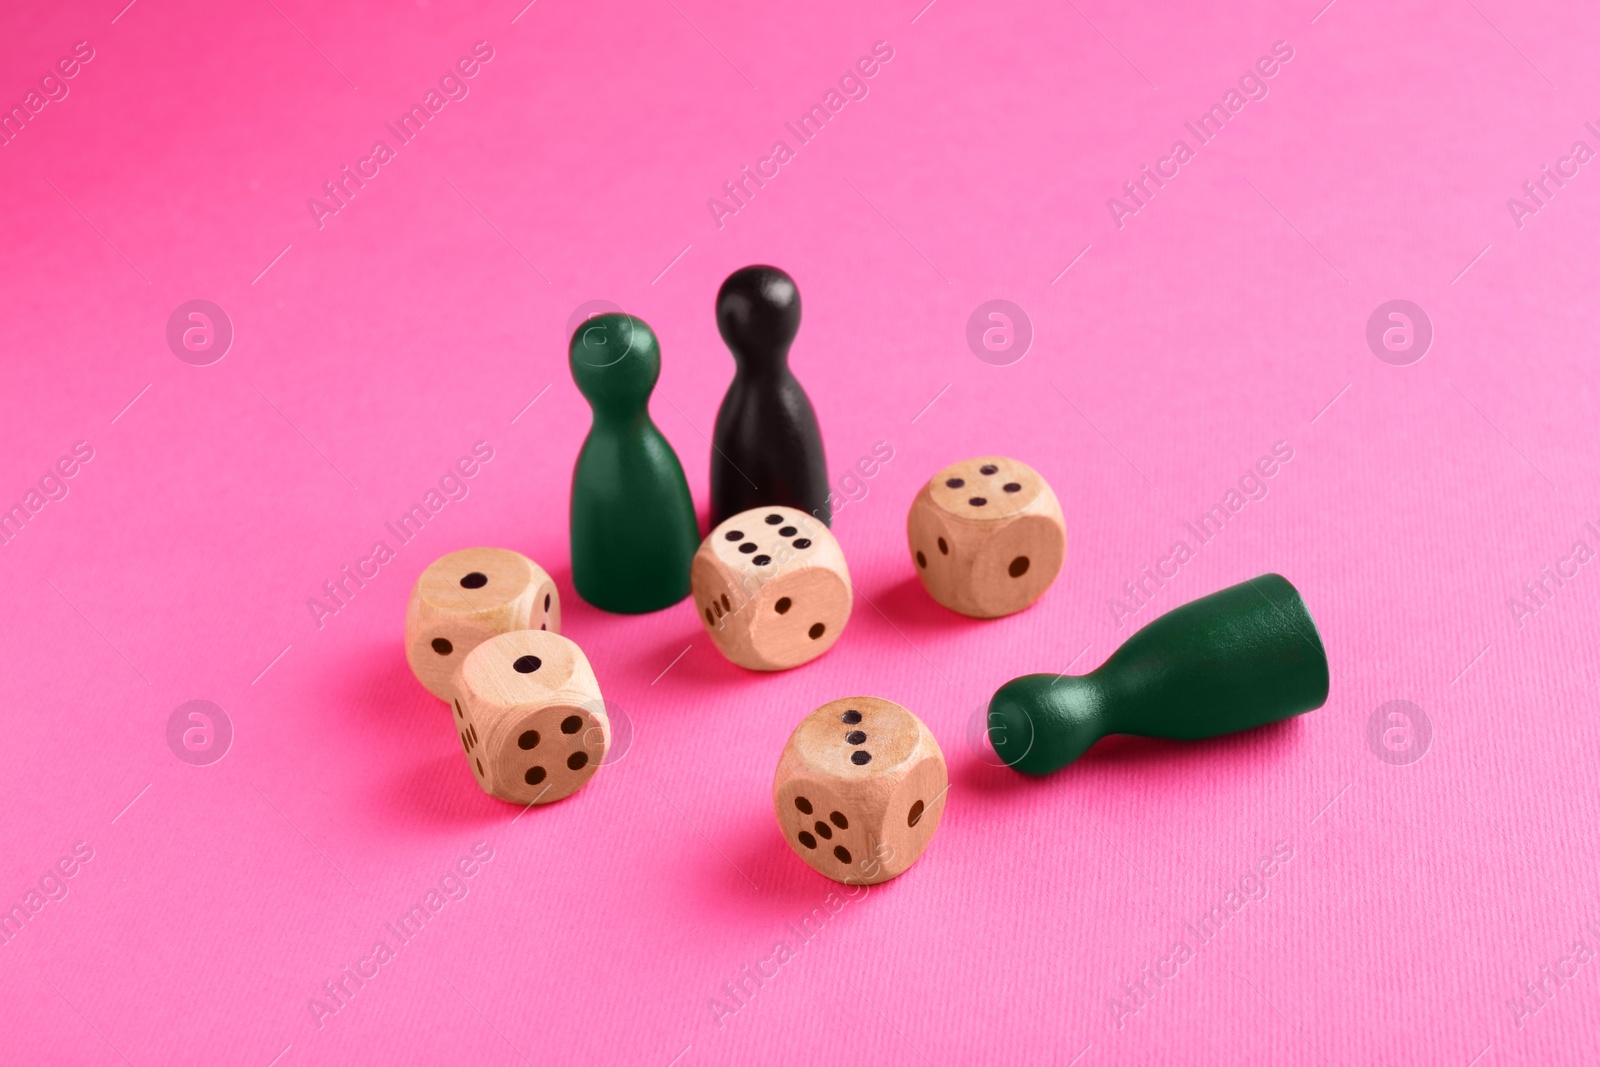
[[907, 455, 1066, 618], [773, 697, 947, 885], [405, 547, 561, 700], [452, 630, 608, 806], [691, 505, 851, 671]]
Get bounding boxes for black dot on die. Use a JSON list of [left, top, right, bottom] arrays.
[[460, 572, 488, 589], [431, 637, 453, 655], [705, 607, 714, 625], [814, 820, 832, 840], [453, 700, 463, 719], [780, 526, 797, 536], [945, 477, 965, 488], [518, 730, 540, 749], [846, 730, 866, 745], [938, 537, 949, 555], [721, 593, 730, 611], [793, 538, 811, 549], [1009, 556, 1031, 577], [969, 497, 988, 507], [851, 751, 872, 766], [726, 529, 744, 541], [795, 796, 813, 814], [1003, 482, 1022, 493], [798, 831, 817, 849], [808, 623, 825, 640], [830, 811, 848, 829], [765, 514, 784, 524], [525, 766, 545, 785], [841, 710, 862, 724], [833, 846, 852, 864], [909, 800, 926, 827], [544, 593, 552, 610], [567, 752, 588, 770], [561, 715, 582, 734], [475, 758, 483, 776], [775, 597, 792, 614], [979, 464, 998, 475], [739, 543, 757, 554], [916, 550, 927, 568], [753, 555, 772, 566], [714, 601, 724, 618], [513, 655, 541, 673]]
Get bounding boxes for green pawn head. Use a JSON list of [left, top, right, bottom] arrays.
[[987, 674, 1106, 775], [569, 313, 660, 419]]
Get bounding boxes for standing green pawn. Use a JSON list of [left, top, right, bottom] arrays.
[[568, 313, 700, 613]]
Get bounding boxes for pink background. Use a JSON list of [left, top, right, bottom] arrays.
[[3, 0, 1598, 1063]]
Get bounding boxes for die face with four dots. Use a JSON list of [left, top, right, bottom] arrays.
[[405, 547, 561, 700], [691, 506, 851, 671], [452, 630, 607, 806], [907, 455, 1066, 619], [773, 697, 948, 885]]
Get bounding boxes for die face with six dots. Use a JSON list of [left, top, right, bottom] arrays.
[[773, 697, 948, 885], [452, 630, 607, 806], [907, 455, 1066, 619], [405, 547, 561, 700], [691, 506, 852, 671]]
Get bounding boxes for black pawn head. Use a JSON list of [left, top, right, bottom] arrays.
[[569, 313, 660, 419], [716, 265, 800, 368]]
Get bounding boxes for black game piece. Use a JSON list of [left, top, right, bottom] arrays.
[[711, 265, 830, 527]]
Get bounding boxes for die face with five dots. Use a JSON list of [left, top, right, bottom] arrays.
[[452, 630, 607, 806], [405, 547, 561, 700], [773, 697, 948, 885], [691, 505, 851, 671], [907, 455, 1066, 619]]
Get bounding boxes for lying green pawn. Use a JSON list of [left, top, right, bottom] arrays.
[[987, 573, 1329, 775]]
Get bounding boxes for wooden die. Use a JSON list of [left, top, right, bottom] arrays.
[[690, 505, 851, 671], [907, 456, 1066, 618], [452, 630, 607, 806], [405, 547, 560, 700], [772, 697, 948, 885]]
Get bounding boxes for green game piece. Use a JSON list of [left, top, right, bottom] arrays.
[[987, 573, 1329, 775], [568, 313, 700, 614]]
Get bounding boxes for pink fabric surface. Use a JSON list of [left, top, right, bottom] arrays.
[[3, 0, 1597, 1063]]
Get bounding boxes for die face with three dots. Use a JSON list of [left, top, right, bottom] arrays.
[[773, 697, 948, 885], [691, 505, 851, 671], [452, 630, 607, 806], [907, 455, 1066, 619], [405, 547, 561, 700]]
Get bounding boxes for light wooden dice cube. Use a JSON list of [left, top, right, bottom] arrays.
[[452, 630, 608, 806], [907, 455, 1066, 618], [773, 697, 947, 885], [691, 505, 851, 671], [405, 547, 560, 700]]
